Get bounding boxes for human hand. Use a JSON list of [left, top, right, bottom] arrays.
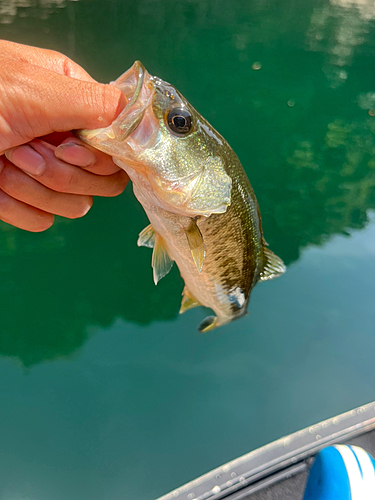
[[0, 40, 126, 153], [0, 40, 128, 231], [2, 136, 128, 231]]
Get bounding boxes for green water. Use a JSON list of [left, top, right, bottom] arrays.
[[1, 0, 375, 498]]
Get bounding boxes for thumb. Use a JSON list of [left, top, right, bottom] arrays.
[[0, 64, 127, 153], [51, 77, 127, 131]]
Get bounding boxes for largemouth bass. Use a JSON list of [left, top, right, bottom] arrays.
[[78, 62, 285, 332]]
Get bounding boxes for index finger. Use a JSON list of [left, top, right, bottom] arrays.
[[55, 138, 122, 175]]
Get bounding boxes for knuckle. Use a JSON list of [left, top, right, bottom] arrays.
[[50, 169, 79, 194], [62, 55, 73, 76], [0, 164, 19, 193], [0, 190, 16, 218], [62, 169, 78, 192]]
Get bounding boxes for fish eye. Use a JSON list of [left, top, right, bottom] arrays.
[[166, 107, 192, 136]]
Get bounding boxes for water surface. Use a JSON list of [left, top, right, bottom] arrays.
[[1, 1, 375, 499]]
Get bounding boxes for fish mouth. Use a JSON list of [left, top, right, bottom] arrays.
[[77, 61, 155, 149], [113, 61, 146, 104], [110, 61, 154, 142]]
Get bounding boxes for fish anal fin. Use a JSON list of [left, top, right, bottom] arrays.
[[180, 287, 202, 314], [184, 219, 205, 273], [137, 224, 156, 248], [260, 247, 286, 281], [152, 234, 173, 285], [198, 315, 219, 333]]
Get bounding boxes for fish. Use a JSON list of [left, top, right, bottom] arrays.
[[77, 61, 286, 332]]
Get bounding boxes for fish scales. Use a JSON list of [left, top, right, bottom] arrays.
[[77, 61, 285, 332], [195, 152, 263, 312]]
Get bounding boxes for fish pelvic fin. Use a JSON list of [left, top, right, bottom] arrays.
[[198, 315, 220, 333], [137, 224, 156, 248], [152, 234, 174, 285], [180, 287, 202, 314], [183, 218, 205, 273], [260, 247, 286, 281]]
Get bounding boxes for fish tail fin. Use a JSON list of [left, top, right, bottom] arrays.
[[198, 305, 250, 332], [198, 315, 220, 333]]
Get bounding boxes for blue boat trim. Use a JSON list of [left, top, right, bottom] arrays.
[[302, 445, 375, 500], [349, 445, 363, 477]]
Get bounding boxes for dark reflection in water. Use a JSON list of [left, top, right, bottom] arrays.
[[1, 0, 375, 365], [0, 191, 183, 366]]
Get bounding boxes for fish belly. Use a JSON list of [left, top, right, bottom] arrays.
[[144, 205, 257, 326]]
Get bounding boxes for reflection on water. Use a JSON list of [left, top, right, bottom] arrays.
[[0, 193, 182, 366], [0, 0, 375, 367], [307, 0, 375, 86], [0, 0, 66, 24], [272, 116, 375, 260], [331, 0, 375, 20]]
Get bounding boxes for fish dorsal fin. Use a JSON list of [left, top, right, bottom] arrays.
[[260, 248, 286, 281], [184, 218, 205, 273], [180, 287, 202, 314], [137, 224, 156, 248], [152, 234, 174, 285]]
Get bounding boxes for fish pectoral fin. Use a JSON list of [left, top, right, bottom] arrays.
[[179, 287, 202, 314], [137, 224, 156, 248], [198, 315, 219, 333], [152, 234, 174, 285], [184, 218, 205, 273], [260, 248, 286, 281]]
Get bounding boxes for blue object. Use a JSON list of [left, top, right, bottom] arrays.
[[303, 445, 375, 500]]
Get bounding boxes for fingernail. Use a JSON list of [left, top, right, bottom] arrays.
[[82, 203, 92, 216], [55, 143, 96, 168], [5, 145, 45, 176]]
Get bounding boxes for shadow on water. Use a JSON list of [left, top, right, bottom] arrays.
[[1, 0, 375, 365]]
